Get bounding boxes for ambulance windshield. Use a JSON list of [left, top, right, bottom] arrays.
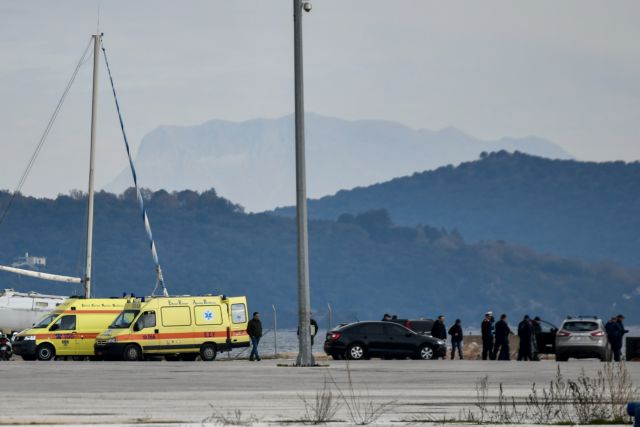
[[110, 310, 140, 328], [33, 314, 58, 329]]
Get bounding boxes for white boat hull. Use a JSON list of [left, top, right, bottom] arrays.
[[0, 289, 67, 333]]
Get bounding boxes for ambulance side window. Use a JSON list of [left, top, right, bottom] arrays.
[[231, 303, 247, 324], [135, 311, 156, 331], [50, 315, 76, 331]]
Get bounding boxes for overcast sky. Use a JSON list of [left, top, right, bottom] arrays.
[[1, 0, 639, 198]]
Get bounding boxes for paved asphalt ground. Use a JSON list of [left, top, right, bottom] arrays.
[[0, 358, 638, 426]]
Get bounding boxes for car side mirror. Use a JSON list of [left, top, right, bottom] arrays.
[[49, 324, 59, 331], [133, 322, 141, 332]]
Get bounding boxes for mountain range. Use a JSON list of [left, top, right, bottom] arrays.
[[106, 114, 572, 212], [274, 151, 640, 268], [0, 188, 637, 326]]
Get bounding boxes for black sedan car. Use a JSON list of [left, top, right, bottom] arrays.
[[324, 321, 447, 360]]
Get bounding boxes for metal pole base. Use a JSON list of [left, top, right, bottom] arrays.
[[295, 353, 316, 367]]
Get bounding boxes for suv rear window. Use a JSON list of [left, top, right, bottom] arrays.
[[563, 321, 599, 332], [409, 320, 434, 333]]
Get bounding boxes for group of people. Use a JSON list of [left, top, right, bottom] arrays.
[[481, 312, 544, 361], [246, 310, 630, 362], [429, 315, 465, 359]]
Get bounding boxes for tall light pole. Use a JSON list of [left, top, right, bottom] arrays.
[[294, 0, 314, 367]]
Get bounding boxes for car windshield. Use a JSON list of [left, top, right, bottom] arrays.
[[33, 314, 58, 329], [563, 321, 599, 332], [109, 310, 140, 329]]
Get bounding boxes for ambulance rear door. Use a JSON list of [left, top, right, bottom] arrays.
[[227, 297, 249, 347]]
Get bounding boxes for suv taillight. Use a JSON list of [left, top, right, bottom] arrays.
[[557, 330, 571, 337], [590, 331, 605, 337], [328, 332, 341, 341]]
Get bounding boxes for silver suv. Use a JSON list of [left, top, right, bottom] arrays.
[[555, 316, 611, 361]]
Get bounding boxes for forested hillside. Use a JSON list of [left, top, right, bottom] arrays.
[[1, 189, 638, 325], [274, 151, 640, 267]]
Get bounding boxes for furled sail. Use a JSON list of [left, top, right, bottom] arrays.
[[0, 265, 81, 284]]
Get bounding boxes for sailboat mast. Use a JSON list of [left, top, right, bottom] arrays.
[[84, 33, 101, 298]]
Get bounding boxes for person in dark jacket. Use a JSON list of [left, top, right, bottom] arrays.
[[297, 318, 319, 346], [431, 315, 447, 340], [481, 312, 494, 360], [448, 319, 464, 360], [613, 314, 629, 362], [517, 315, 533, 361], [605, 316, 619, 360], [246, 312, 263, 361], [531, 317, 542, 361], [492, 314, 512, 360]]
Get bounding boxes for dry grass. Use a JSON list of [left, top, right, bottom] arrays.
[[298, 376, 342, 424], [201, 405, 258, 426], [437, 362, 639, 425], [326, 361, 397, 425]]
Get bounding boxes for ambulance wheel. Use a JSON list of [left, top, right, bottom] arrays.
[[36, 343, 55, 361], [200, 343, 217, 361], [123, 344, 142, 361]]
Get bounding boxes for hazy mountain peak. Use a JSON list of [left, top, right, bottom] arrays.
[[106, 114, 572, 211]]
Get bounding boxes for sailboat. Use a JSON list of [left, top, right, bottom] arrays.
[[0, 33, 166, 332]]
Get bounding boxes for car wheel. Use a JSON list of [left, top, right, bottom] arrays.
[[36, 344, 55, 361], [346, 343, 366, 360], [200, 343, 217, 361], [123, 344, 142, 361], [418, 345, 434, 360]]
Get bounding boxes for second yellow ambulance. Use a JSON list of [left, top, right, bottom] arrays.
[[12, 297, 127, 360], [94, 294, 250, 361]]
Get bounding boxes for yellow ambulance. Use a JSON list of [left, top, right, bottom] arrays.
[[94, 294, 250, 361], [12, 297, 127, 361]]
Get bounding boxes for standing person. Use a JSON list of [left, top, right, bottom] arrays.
[[448, 319, 464, 360], [613, 314, 629, 362], [531, 317, 542, 361], [247, 312, 263, 362], [431, 315, 447, 340], [605, 316, 619, 360], [493, 314, 512, 360], [517, 315, 533, 361], [310, 318, 318, 346], [481, 312, 494, 360], [297, 318, 319, 346], [431, 315, 447, 359]]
